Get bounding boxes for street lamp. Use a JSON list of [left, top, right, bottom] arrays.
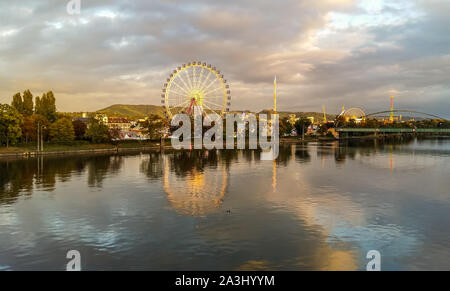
[[41, 125, 46, 152], [36, 123, 46, 153]]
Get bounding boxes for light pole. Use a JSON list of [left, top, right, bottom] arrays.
[[37, 122, 40, 152], [41, 125, 46, 153], [36, 123, 46, 153]]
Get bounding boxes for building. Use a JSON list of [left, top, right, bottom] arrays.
[[95, 113, 109, 125], [121, 131, 143, 140], [72, 117, 89, 123], [107, 117, 131, 131], [307, 124, 320, 135]]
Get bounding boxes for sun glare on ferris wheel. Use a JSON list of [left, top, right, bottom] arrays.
[[161, 62, 231, 120]]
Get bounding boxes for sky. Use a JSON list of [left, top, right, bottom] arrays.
[[1, 0, 449, 116]]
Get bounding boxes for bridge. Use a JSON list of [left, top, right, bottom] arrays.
[[338, 108, 449, 121], [365, 110, 448, 120], [334, 108, 449, 136]]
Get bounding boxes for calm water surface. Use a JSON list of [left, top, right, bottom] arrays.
[[1, 138, 450, 270]]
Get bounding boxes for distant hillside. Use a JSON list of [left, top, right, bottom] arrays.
[[97, 104, 165, 118], [95, 104, 335, 122]]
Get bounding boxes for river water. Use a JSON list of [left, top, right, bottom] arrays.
[[1, 138, 449, 270]]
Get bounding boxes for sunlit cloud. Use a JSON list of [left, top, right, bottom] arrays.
[[0, 0, 448, 116]]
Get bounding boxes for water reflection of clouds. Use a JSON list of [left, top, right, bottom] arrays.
[[261, 143, 436, 270], [1, 140, 449, 270], [267, 169, 363, 269], [330, 224, 419, 263]]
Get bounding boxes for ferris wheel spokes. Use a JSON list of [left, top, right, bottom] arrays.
[[162, 62, 231, 120], [203, 99, 224, 108], [171, 79, 191, 96], [175, 99, 191, 114], [202, 86, 223, 97], [177, 71, 193, 94], [183, 68, 194, 91]]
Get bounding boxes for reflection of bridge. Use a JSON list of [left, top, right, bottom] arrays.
[[336, 128, 450, 133]]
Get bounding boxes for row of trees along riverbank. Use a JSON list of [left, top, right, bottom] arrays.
[[0, 90, 167, 150]]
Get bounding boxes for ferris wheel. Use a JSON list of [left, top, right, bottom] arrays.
[[161, 62, 231, 120]]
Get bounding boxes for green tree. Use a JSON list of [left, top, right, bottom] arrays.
[[0, 104, 23, 147], [143, 114, 167, 140], [35, 91, 57, 123], [22, 114, 49, 143], [279, 117, 294, 137], [22, 116, 35, 143], [109, 126, 121, 142], [11, 92, 23, 114], [49, 118, 75, 143], [294, 117, 312, 136], [22, 90, 34, 116], [33, 114, 50, 142], [85, 118, 110, 143], [72, 119, 87, 140]]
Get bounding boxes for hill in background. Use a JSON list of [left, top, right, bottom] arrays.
[[92, 104, 336, 122], [97, 104, 165, 119]]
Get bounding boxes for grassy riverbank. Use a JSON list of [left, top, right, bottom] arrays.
[[0, 137, 340, 158], [0, 140, 162, 155]]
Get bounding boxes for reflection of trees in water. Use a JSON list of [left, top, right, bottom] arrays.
[[87, 155, 123, 187], [276, 145, 293, 166], [0, 154, 124, 205], [218, 150, 239, 170], [342, 136, 415, 149], [295, 147, 311, 163], [0, 157, 92, 204], [0, 160, 34, 204], [140, 152, 164, 180], [242, 150, 254, 164], [168, 150, 219, 177], [139, 150, 238, 181], [334, 147, 348, 164], [334, 137, 419, 164]]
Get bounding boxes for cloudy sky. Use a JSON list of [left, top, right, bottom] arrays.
[[1, 0, 449, 116]]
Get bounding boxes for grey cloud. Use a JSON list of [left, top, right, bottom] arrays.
[[0, 0, 448, 117]]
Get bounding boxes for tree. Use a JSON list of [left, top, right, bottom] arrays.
[[279, 117, 294, 137], [361, 118, 380, 129], [142, 114, 167, 140], [35, 91, 57, 123], [49, 118, 75, 143], [85, 118, 110, 143], [109, 126, 121, 142], [22, 90, 34, 116], [0, 104, 23, 147], [33, 114, 50, 142], [294, 117, 312, 137], [11, 92, 23, 114], [72, 119, 87, 140], [22, 116, 35, 143], [22, 114, 50, 143]]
